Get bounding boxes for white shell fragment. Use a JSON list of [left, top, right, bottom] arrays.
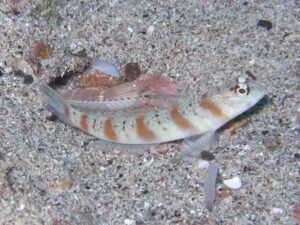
[[124, 219, 135, 225], [270, 207, 284, 215], [198, 159, 210, 169], [223, 176, 242, 189], [90, 60, 122, 77], [147, 25, 155, 33]]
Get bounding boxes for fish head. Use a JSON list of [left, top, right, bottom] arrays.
[[210, 76, 266, 119]]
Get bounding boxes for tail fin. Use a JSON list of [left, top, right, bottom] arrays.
[[40, 84, 72, 125]]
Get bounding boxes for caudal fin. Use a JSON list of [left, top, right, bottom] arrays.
[[40, 84, 72, 125]]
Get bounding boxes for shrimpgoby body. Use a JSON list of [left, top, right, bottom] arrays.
[[40, 76, 265, 145]]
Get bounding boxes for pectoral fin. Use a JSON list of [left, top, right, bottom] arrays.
[[204, 162, 218, 212], [179, 131, 217, 158]]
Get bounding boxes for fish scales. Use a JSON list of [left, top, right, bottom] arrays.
[[65, 100, 209, 144], [62, 98, 226, 144], [40, 76, 266, 144]]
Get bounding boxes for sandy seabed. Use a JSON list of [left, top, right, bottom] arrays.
[[0, 0, 299, 224]]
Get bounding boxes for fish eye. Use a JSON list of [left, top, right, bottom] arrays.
[[232, 76, 250, 95], [234, 85, 249, 95]]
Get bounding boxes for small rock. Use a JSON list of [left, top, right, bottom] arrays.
[[127, 27, 133, 33], [124, 219, 135, 225], [200, 151, 215, 161], [35, 41, 54, 59], [14, 70, 34, 84], [223, 176, 242, 189], [294, 153, 300, 160], [46, 114, 58, 121], [243, 144, 252, 151], [147, 25, 155, 33], [99, 166, 106, 171], [18, 203, 25, 210], [198, 160, 209, 169], [143, 157, 154, 167], [249, 214, 256, 221], [270, 207, 284, 215], [248, 58, 256, 66], [257, 20, 273, 30], [144, 201, 150, 210], [124, 62, 141, 82], [72, 49, 87, 58], [0, 152, 4, 160], [12, 59, 35, 77]]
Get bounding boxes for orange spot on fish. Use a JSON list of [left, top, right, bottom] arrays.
[[136, 115, 155, 139], [170, 107, 194, 129], [80, 114, 89, 132], [104, 119, 117, 141], [200, 99, 227, 119]]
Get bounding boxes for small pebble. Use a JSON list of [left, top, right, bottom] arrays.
[[127, 27, 133, 33], [198, 160, 209, 169], [124, 62, 141, 81], [35, 41, 53, 59], [13, 60, 35, 77], [293, 152, 300, 159], [45, 114, 58, 121], [147, 25, 155, 33], [0, 152, 4, 160], [99, 166, 106, 171], [14, 70, 33, 84], [257, 20, 273, 30], [223, 176, 242, 189], [250, 214, 256, 221], [270, 207, 284, 215], [18, 203, 25, 211], [124, 219, 135, 225], [201, 151, 215, 161], [249, 59, 256, 66], [22, 74, 34, 84], [143, 201, 150, 210], [243, 144, 252, 151]]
